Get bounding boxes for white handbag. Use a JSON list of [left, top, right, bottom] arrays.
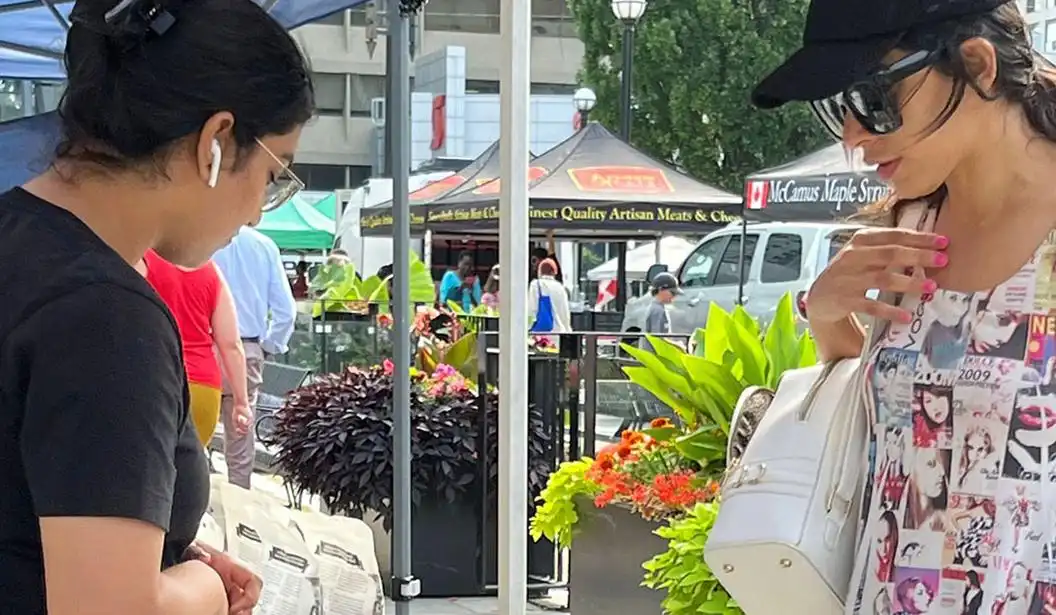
[[703, 355, 871, 615], [703, 204, 928, 615]]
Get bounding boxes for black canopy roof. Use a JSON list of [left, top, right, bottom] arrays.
[[743, 143, 890, 222], [360, 122, 742, 238]]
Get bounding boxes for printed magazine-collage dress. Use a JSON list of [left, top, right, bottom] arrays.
[[849, 222, 1056, 615]]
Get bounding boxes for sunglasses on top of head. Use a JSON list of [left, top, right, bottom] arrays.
[[810, 48, 942, 141]]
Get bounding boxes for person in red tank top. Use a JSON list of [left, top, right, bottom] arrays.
[[138, 250, 251, 446]]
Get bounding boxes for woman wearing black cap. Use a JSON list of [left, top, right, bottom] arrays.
[[0, 0, 314, 613], [754, 1, 1056, 613]]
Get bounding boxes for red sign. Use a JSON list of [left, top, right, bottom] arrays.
[[409, 174, 463, 202], [472, 166, 548, 195], [566, 166, 674, 194], [430, 94, 446, 151]]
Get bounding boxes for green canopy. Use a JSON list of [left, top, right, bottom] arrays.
[[257, 195, 335, 250], [311, 193, 338, 222]]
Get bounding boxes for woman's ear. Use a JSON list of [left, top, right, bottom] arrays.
[[959, 37, 999, 94]]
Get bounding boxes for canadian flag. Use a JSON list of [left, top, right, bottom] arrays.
[[596, 279, 618, 308], [745, 180, 769, 210]]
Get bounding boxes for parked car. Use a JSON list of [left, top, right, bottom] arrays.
[[620, 221, 862, 334]]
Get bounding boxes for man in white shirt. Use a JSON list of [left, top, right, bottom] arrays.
[[211, 225, 296, 488]]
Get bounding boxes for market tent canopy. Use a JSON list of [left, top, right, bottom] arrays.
[[257, 194, 336, 250], [360, 122, 742, 238], [587, 236, 695, 282], [0, 0, 370, 193], [362, 139, 536, 235], [0, 0, 363, 77], [743, 143, 889, 222]]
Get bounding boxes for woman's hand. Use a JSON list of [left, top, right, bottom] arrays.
[[808, 228, 948, 326], [189, 542, 263, 615]]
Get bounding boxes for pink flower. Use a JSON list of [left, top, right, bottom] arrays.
[[434, 363, 457, 379], [383, 359, 395, 375]]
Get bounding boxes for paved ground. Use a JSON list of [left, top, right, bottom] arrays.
[[383, 597, 554, 614]]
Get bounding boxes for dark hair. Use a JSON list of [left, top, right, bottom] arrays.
[[860, 3, 1052, 222], [458, 250, 473, 262], [58, 0, 314, 176], [484, 272, 499, 295], [331, 248, 349, 257]]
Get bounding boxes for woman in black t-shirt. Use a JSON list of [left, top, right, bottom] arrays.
[[0, 0, 313, 613]]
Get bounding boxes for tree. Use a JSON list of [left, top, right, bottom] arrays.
[[569, 0, 829, 193]]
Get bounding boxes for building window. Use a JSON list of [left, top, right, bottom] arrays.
[[312, 73, 345, 115], [531, 82, 576, 95], [1027, 0, 1036, 13], [425, 0, 499, 33], [291, 164, 372, 191], [350, 75, 386, 116], [465, 79, 500, 94]]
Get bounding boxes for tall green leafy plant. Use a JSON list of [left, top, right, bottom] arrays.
[[310, 253, 435, 317], [619, 293, 816, 473]]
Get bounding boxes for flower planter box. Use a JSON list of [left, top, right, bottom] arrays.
[[571, 500, 666, 615], [360, 495, 555, 598]]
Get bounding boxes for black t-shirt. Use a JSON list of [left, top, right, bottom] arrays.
[[0, 188, 209, 614]]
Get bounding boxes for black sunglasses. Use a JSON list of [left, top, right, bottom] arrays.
[[810, 49, 942, 140]]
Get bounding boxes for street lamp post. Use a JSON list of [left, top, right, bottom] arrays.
[[610, 0, 646, 312], [573, 87, 597, 128], [611, 0, 646, 141]]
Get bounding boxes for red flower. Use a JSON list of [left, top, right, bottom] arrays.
[[382, 359, 395, 375], [650, 417, 672, 428]]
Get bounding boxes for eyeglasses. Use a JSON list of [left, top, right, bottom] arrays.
[[255, 138, 305, 212], [810, 49, 941, 141]]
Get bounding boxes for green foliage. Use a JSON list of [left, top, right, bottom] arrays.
[[310, 253, 435, 317], [642, 502, 742, 615], [418, 331, 479, 382], [568, 0, 827, 192], [621, 293, 816, 474], [528, 459, 601, 549]]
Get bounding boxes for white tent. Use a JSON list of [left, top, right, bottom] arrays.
[[586, 236, 695, 282]]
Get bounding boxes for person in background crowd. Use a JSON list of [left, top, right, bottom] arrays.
[[137, 251, 252, 447], [645, 272, 680, 335], [327, 248, 351, 267], [291, 259, 309, 299], [482, 264, 501, 309], [0, 0, 314, 611], [530, 230, 562, 284], [529, 258, 572, 333], [440, 250, 482, 311], [212, 225, 297, 489]]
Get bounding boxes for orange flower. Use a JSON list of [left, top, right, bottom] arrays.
[[595, 452, 615, 471], [650, 417, 672, 428], [621, 430, 645, 446], [616, 443, 633, 458]]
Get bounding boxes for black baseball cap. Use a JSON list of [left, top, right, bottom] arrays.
[[651, 272, 682, 295], [752, 0, 1014, 109]]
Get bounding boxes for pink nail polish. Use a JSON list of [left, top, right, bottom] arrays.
[[934, 235, 949, 249], [923, 279, 937, 293], [933, 252, 948, 267]]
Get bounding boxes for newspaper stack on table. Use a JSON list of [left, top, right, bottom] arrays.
[[197, 476, 384, 615]]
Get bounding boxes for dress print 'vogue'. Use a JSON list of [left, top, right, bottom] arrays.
[[850, 215, 1056, 615]]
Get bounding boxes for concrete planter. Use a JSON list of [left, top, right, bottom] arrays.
[[571, 501, 666, 615]]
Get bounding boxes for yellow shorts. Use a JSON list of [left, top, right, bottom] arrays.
[[188, 382, 223, 447]]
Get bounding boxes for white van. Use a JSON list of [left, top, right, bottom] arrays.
[[620, 221, 862, 333]]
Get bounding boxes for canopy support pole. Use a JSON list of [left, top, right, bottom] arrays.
[[388, 0, 416, 611], [736, 218, 747, 305], [498, 0, 530, 614]]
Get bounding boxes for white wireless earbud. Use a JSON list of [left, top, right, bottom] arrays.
[[208, 139, 222, 188]]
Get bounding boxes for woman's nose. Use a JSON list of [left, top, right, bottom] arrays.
[[842, 112, 874, 151]]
